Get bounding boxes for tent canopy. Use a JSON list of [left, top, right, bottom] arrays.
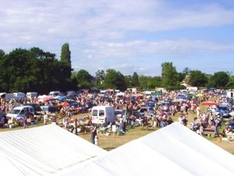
[[1, 123, 234, 176], [0, 125, 106, 175], [59, 122, 234, 176]]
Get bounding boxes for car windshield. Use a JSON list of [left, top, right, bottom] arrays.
[[115, 111, 123, 115], [9, 109, 21, 114]]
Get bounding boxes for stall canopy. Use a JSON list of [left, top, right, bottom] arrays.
[[0, 125, 106, 176], [58, 122, 234, 176]]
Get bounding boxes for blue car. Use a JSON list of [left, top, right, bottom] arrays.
[[217, 104, 231, 118]]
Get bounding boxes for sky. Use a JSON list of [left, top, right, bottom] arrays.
[[1, 0, 234, 77]]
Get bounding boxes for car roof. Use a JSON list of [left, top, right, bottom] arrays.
[[14, 105, 33, 109]]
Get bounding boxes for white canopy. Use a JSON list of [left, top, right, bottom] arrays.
[[0, 125, 106, 175], [59, 122, 234, 176]]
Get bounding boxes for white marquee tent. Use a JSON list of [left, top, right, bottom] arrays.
[[0, 124, 106, 175], [58, 122, 234, 176], [1, 122, 234, 176]]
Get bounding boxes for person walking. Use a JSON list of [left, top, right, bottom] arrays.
[[91, 125, 97, 144], [23, 116, 28, 129], [73, 118, 78, 135]]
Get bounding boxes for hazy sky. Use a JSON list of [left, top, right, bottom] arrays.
[[1, 0, 234, 76]]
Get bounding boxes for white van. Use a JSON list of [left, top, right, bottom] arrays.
[[49, 91, 61, 97], [13, 92, 26, 100], [91, 106, 116, 125], [26, 92, 38, 99], [6, 106, 35, 120], [0, 93, 15, 100]]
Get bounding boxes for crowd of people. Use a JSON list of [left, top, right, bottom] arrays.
[[1, 88, 234, 144]]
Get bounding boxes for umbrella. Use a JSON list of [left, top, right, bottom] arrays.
[[43, 97, 57, 103], [60, 101, 69, 107], [187, 93, 196, 97], [173, 98, 186, 102], [196, 93, 204, 97], [201, 101, 218, 106], [152, 92, 161, 96], [57, 96, 67, 101], [176, 94, 187, 100]]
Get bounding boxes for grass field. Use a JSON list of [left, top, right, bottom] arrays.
[[79, 125, 157, 151]]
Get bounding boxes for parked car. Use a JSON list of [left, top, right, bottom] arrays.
[[41, 105, 58, 113], [217, 104, 231, 118], [67, 100, 79, 108], [114, 109, 126, 118], [6, 106, 35, 120], [138, 106, 154, 117], [23, 103, 43, 120], [131, 110, 146, 119]]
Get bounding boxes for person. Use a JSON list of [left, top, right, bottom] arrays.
[[122, 113, 128, 132], [196, 106, 200, 118], [119, 114, 123, 131], [23, 116, 28, 129], [91, 125, 97, 144], [112, 121, 118, 137], [71, 118, 78, 135], [43, 111, 49, 125], [25, 108, 31, 126], [94, 135, 98, 146]]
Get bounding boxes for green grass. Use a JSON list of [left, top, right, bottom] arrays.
[[80, 125, 158, 151]]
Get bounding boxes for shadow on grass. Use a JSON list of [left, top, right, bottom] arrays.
[[103, 147, 116, 151]]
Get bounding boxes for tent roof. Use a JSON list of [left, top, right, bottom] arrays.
[[59, 122, 234, 176], [0, 124, 106, 175]]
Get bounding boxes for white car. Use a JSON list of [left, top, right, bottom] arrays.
[[7, 106, 34, 120]]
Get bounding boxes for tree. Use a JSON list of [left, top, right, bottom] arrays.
[[207, 71, 229, 89], [104, 69, 127, 91], [139, 75, 149, 90], [0, 48, 40, 92], [182, 67, 191, 75], [0, 49, 5, 59], [95, 70, 106, 86], [60, 43, 71, 67], [188, 70, 208, 87], [0, 47, 71, 93], [161, 62, 179, 89], [124, 75, 132, 88], [29, 47, 63, 93], [131, 72, 140, 87], [178, 72, 186, 82], [60, 43, 73, 80], [225, 72, 234, 88], [149, 76, 163, 89], [76, 69, 92, 89]]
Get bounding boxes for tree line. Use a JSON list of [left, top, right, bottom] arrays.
[[0, 43, 233, 94]]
